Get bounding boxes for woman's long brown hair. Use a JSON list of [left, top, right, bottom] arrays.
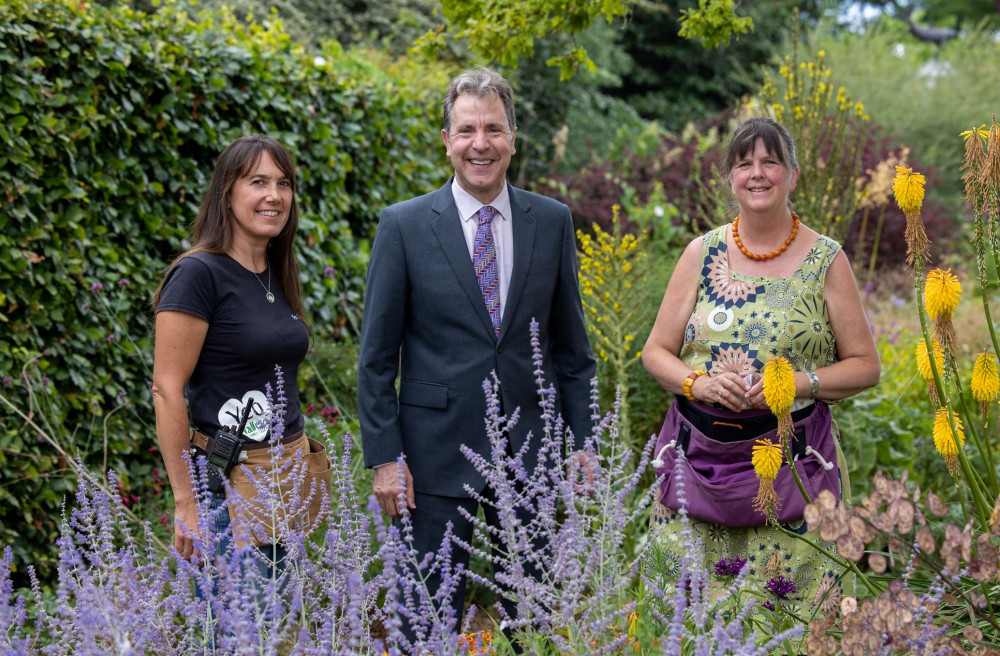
[[152, 135, 310, 334]]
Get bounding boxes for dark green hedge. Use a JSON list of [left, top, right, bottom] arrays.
[[0, 0, 447, 582]]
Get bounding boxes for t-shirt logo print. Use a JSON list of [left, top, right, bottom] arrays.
[[218, 390, 270, 442]]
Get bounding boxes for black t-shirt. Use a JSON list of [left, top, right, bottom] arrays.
[[157, 251, 308, 442]]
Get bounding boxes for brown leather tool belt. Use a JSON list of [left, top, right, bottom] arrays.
[[190, 428, 304, 454]]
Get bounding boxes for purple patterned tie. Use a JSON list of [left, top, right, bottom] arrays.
[[473, 205, 501, 336]]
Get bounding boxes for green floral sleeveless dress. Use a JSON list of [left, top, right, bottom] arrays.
[[650, 225, 851, 614]]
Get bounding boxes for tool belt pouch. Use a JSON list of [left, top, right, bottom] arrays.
[[652, 397, 841, 527], [226, 433, 333, 548]]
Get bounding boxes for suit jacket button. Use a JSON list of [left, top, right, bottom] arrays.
[[496, 345, 503, 353]]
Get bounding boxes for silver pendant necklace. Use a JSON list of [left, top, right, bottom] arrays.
[[251, 258, 274, 303]]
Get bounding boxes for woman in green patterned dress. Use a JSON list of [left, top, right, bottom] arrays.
[[641, 117, 880, 612]]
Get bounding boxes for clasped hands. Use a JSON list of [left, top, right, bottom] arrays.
[[695, 371, 766, 412]]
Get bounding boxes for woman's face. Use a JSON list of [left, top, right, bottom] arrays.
[[227, 151, 293, 247], [729, 138, 798, 217]]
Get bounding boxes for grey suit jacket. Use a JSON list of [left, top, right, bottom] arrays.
[[357, 180, 596, 497]]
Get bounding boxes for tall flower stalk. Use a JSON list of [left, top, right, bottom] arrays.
[[753, 356, 808, 523], [894, 149, 996, 531]]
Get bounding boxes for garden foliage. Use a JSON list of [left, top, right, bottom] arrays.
[[0, 0, 447, 583], [0, 325, 832, 654]]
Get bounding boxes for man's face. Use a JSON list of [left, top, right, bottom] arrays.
[[442, 93, 516, 205]]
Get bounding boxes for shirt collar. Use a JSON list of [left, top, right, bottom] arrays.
[[451, 179, 512, 223]]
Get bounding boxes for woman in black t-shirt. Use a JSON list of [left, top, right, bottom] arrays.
[[151, 135, 312, 561]]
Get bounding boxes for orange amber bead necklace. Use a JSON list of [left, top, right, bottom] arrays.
[[731, 213, 799, 261]]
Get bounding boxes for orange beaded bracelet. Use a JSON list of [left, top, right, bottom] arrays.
[[682, 369, 707, 401]]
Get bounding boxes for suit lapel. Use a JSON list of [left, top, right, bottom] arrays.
[[429, 186, 498, 338], [501, 186, 536, 341]]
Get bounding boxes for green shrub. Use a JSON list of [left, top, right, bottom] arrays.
[[806, 17, 1000, 212], [836, 331, 930, 499], [0, 0, 447, 583]]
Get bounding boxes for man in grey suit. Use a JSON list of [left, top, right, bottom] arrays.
[[357, 67, 596, 630]]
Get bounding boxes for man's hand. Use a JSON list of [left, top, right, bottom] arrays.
[[373, 461, 416, 518]]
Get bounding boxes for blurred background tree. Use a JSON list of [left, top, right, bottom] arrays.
[[606, 0, 824, 131]]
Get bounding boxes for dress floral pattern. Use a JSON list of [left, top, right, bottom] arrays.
[[651, 225, 851, 614]]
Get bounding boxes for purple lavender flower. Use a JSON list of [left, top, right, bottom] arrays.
[[764, 575, 797, 600], [323, 266, 336, 278], [89, 281, 103, 293], [712, 555, 747, 578], [117, 278, 130, 287]]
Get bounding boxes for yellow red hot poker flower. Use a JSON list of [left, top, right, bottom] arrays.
[[972, 351, 1000, 415], [752, 439, 783, 482], [892, 165, 925, 214], [916, 338, 944, 406], [892, 165, 928, 266], [933, 408, 965, 476], [916, 338, 944, 382], [752, 439, 783, 520], [754, 357, 796, 521], [925, 268, 962, 355], [960, 125, 989, 202], [763, 356, 796, 437], [924, 268, 962, 320]]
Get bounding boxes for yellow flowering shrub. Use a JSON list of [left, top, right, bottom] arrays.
[[577, 210, 657, 441]]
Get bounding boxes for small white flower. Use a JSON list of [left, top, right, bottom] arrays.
[[653, 205, 664, 217], [313, 56, 327, 67]]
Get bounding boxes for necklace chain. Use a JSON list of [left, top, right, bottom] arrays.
[[249, 258, 274, 303], [731, 213, 799, 261]]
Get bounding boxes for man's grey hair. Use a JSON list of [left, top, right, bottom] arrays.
[[442, 67, 516, 134]]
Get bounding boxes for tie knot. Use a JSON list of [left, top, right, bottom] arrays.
[[478, 205, 496, 226]]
